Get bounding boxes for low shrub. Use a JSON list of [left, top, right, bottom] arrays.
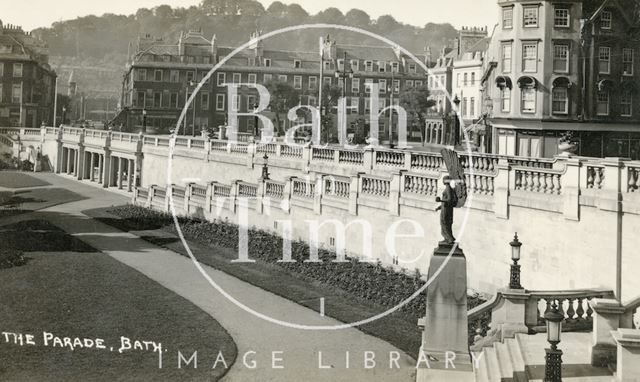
[[0, 249, 27, 269], [109, 205, 486, 322]]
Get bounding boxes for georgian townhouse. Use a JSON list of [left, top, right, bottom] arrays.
[[0, 20, 56, 127]]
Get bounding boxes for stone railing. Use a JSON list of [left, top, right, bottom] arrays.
[[265, 180, 285, 199], [361, 175, 391, 198], [468, 288, 615, 350], [324, 177, 350, 198], [627, 162, 640, 193], [292, 177, 315, 198], [237, 181, 258, 197], [525, 289, 614, 331], [12, 126, 640, 220], [513, 167, 563, 194], [375, 150, 405, 168], [403, 173, 438, 197]]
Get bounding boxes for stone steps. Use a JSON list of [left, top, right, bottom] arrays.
[[474, 332, 614, 382]]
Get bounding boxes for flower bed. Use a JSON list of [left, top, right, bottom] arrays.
[[108, 205, 485, 320]]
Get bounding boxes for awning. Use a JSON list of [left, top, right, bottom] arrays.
[[495, 75, 512, 89], [552, 76, 572, 88], [517, 76, 538, 89], [491, 119, 640, 132], [597, 79, 615, 91]]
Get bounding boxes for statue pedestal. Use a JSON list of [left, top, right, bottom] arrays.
[[417, 243, 474, 381]]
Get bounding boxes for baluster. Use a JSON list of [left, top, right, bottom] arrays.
[[540, 172, 548, 193], [595, 168, 603, 189], [515, 171, 522, 190], [554, 174, 562, 194], [586, 299, 594, 322], [628, 168, 638, 192], [558, 298, 566, 319], [575, 298, 585, 322], [566, 298, 576, 321], [587, 167, 595, 189]]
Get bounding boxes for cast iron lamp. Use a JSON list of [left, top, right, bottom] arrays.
[[544, 301, 564, 382], [509, 232, 523, 289]]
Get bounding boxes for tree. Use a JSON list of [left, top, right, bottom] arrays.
[[398, 85, 436, 143], [238, 0, 265, 16], [376, 15, 401, 33], [314, 8, 345, 24], [345, 9, 371, 28], [265, 80, 301, 136], [286, 4, 309, 22], [154, 5, 174, 18], [266, 1, 287, 17]]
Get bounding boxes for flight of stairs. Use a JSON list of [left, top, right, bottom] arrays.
[[474, 332, 614, 382]]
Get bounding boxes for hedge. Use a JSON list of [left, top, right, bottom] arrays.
[[0, 249, 27, 269]]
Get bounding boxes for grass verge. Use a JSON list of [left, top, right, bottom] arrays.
[[0, 219, 237, 381]]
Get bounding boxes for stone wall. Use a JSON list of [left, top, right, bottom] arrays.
[[9, 126, 639, 298]]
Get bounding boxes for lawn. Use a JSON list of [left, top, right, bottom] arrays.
[[87, 205, 489, 359], [0, 219, 237, 381], [0, 171, 50, 188], [0, 187, 85, 217]]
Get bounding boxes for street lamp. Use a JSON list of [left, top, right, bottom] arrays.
[[142, 109, 147, 133], [260, 153, 270, 180], [509, 232, 523, 289], [452, 95, 461, 146], [184, 80, 195, 136], [544, 301, 564, 382], [334, 52, 354, 140], [253, 102, 260, 137]]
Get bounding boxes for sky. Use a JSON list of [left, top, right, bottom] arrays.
[[2, 0, 498, 31]]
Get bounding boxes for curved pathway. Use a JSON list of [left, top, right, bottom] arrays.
[[3, 173, 416, 381]]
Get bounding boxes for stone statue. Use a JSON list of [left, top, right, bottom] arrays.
[[436, 149, 467, 244], [436, 175, 457, 244]]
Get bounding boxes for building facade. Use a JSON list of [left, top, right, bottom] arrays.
[[120, 29, 432, 141], [0, 20, 56, 127], [483, 0, 640, 158]]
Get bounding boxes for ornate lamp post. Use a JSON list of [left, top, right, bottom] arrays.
[[260, 153, 270, 180], [253, 102, 260, 137], [509, 233, 523, 289], [452, 95, 461, 146], [142, 109, 147, 133], [544, 301, 564, 382], [334, 52, 354, 140]]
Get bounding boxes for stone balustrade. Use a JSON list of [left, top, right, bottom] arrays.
[[7, 126, 640, 220]]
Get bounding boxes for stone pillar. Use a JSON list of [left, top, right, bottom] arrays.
[[494, 159, 510, 219], [76, 146, 85, 180], [561, 157, 581, 221], [313, 176, 322, 215], [66, 149, 72, 174], [117, 157, 124, 190], [388, 171, 402, 216], [127, 159, 134, 192], [418, 243, 474, 381], [489, 289, 530, 340], [612, 329, 640, 381], [89, 153, 95, 181], [590, 298, 625, 367], [98, 154, 104, 184], [348, 174, 360, 216]]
